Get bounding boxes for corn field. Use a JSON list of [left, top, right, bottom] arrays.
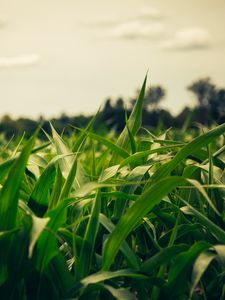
[[0, 77, 225, 299]]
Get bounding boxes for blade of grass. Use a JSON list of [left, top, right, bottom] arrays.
[[99, 214, 139, 269], [189, 251, 216, 299], [150, 122, 225, 183], [110, 74, 147, 165], [66, 269, 148, 297], [180, 201, 225, 243], [0, 130, 37, 284], [102, 176, 189, 270], [72, 127, 129, 159], [72, 108, 100, 153], [76, 190, 101, 280]]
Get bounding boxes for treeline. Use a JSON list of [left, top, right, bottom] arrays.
[[0, 77, 224, 139]]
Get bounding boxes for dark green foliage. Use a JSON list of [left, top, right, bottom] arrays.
[[0, 77, 224, 141]]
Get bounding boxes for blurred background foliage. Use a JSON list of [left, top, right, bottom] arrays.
[[0, 77, 224, 140]]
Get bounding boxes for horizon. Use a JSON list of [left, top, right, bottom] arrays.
[[0, 0, 225, 118]]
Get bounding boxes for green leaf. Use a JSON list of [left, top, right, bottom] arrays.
[[140, 244, 188, 275], [119, 144, 183, 168], [110, 74, 147, 165], [180, 203, 225, 244], [36, 199, 68, 271], [151, 122, 225, 182], [99, 165, 120, 182], [99, 214, 139, 269], [72, 108, 100, 153], [28, 160, 56, 216], [50, 123, 88, 191], [49, 165, 64, 209], [0, 132, 37, 284], [76, 190, 101, 280], [0, 158, 15, 184], [91, 283, 137, 300], [0, 132, 37, 230], [85, 130, 129, 159], [29, 214, 50, 258], [0, 142, 50, 184], [189, 251, 216, 298], [66, 269, 148, 297], [102, 176, 188, 270], [163, 241, 210, 299]]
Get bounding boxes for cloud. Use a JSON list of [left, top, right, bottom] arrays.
[[110, 20, 165, 40], [0, 54, 41, 69], [88, 6, 163, 29], [161, 27, 211, 50], [88, 5, 165, 41], [139, 6, 163, 20]]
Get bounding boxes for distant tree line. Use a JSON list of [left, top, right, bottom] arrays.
[[0, 77, 224, 139]]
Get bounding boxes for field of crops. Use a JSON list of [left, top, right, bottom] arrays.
[[0, 77, 225, 300]]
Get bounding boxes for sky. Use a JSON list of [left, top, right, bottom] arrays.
[[0, 0, 225, 118]]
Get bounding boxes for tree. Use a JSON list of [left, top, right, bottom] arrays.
[[209, 88, 225, 122], [144, 85, 166, 110], [114, 98, 124, 110], [187, 77, 216, 107], [130, 85, 166, 111], [102, 98, 113, 117], [0, 115, 17, 138], [187, 77, 225, 124]]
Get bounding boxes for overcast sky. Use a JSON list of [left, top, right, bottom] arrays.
[[0, 0, 225, 118]]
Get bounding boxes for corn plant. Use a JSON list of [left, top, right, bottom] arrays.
[[0, 76, 225, 299]]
